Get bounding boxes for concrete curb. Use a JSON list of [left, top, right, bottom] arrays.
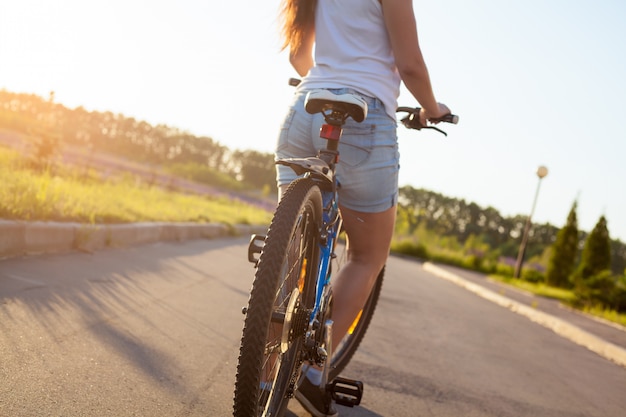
[[423, 262, 626, 369], [0, 219, 267, 258]]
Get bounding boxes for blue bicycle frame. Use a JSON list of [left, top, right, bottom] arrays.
[[275, 156, 342, 328], [311, 179, 341, 324]]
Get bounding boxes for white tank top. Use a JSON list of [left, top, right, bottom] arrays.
[[297, 0, 401, 121]]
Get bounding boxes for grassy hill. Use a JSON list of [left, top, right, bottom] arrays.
[[0, 145, 273, 226]]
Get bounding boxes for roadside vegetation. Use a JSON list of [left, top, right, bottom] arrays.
[[0, 146, 272, 226], [2, 89, 625, 327], [391, 214, 626, 327]]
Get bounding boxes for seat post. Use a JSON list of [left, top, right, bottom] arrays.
[[318, 110, 347, 165]]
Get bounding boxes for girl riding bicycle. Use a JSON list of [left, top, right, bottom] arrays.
[[276, 1, 451, 416]]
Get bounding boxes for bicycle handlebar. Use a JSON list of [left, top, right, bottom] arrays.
[[396, 107, 459, 136]]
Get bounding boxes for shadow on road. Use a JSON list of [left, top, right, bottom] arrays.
[[0, 237, 252, 399]]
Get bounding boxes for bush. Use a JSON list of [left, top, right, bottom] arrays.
[[430, 252, 466, 269], [461, 255, 483, 271], [573, 270, 616, 308], [611, 275, 626, 312], [391, 239, 429, 259], [495, 263, 515, 277], [522, 267, 545, 284]]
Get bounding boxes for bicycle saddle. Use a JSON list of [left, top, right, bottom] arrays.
[[304, 89, 368, 123]]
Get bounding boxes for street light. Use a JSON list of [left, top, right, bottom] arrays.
[[514, 165, 548, 278]]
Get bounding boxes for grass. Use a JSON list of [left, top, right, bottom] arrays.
[[489, 274, 577, 303], [489, 274, 626, 327], [581, 305, 626, 328], [0, 146, 273, 226]]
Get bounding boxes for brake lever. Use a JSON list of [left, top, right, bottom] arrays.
[[400, 114, 448, 136], [424, 125, 448, 136]]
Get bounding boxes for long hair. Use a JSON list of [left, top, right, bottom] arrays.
[[280, 0, 317, 53]]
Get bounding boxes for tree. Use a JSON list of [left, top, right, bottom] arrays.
[[609, 239, 626, 275], [545, 202, 579, 287], [30, 91, 62, 170], [230, 150, 277, 193], [571, 215, 613, 307], [577, 215, 611, 280]]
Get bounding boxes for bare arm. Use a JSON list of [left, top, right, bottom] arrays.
[[381, 0, 448, 120], [289, 28, 315, 77]]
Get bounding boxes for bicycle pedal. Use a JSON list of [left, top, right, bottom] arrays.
[[326, 377, 363, 407], [247, 234, 266, 266]]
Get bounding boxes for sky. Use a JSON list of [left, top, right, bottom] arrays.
[[1, 0, 625, 242]]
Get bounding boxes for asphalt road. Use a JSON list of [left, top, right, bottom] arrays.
[[1, 238, 625, 416]]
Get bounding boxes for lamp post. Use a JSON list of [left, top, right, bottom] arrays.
[[514, 166, 548, 278]]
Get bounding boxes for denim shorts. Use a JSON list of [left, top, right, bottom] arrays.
[[276, 88, 400, 213]]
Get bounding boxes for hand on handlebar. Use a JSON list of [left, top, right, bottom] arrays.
[[397, 104, 458, 136], [420, 103, 451, 126]]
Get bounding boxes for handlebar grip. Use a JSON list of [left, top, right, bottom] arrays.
[[438, 113, 459, 125]]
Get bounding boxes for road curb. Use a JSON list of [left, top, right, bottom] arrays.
[[423, 262, 626, 369], [0, 219, 267, 259]]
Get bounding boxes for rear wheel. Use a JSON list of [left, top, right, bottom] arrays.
[[233, 178, 322, 417]]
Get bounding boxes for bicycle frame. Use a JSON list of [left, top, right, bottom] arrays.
[[277, 151, 342, 338], [311, 177, 341, 328]]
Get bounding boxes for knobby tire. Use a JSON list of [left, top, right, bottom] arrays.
[[233, 178, 322, 417]]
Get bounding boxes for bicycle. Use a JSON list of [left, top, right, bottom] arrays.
[[233, 81, 458, 417]]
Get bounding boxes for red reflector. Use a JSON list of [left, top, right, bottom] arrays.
[[320, 124, 342, 141]]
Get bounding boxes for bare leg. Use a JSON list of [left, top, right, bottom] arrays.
[[331, 204, 397, 348]]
